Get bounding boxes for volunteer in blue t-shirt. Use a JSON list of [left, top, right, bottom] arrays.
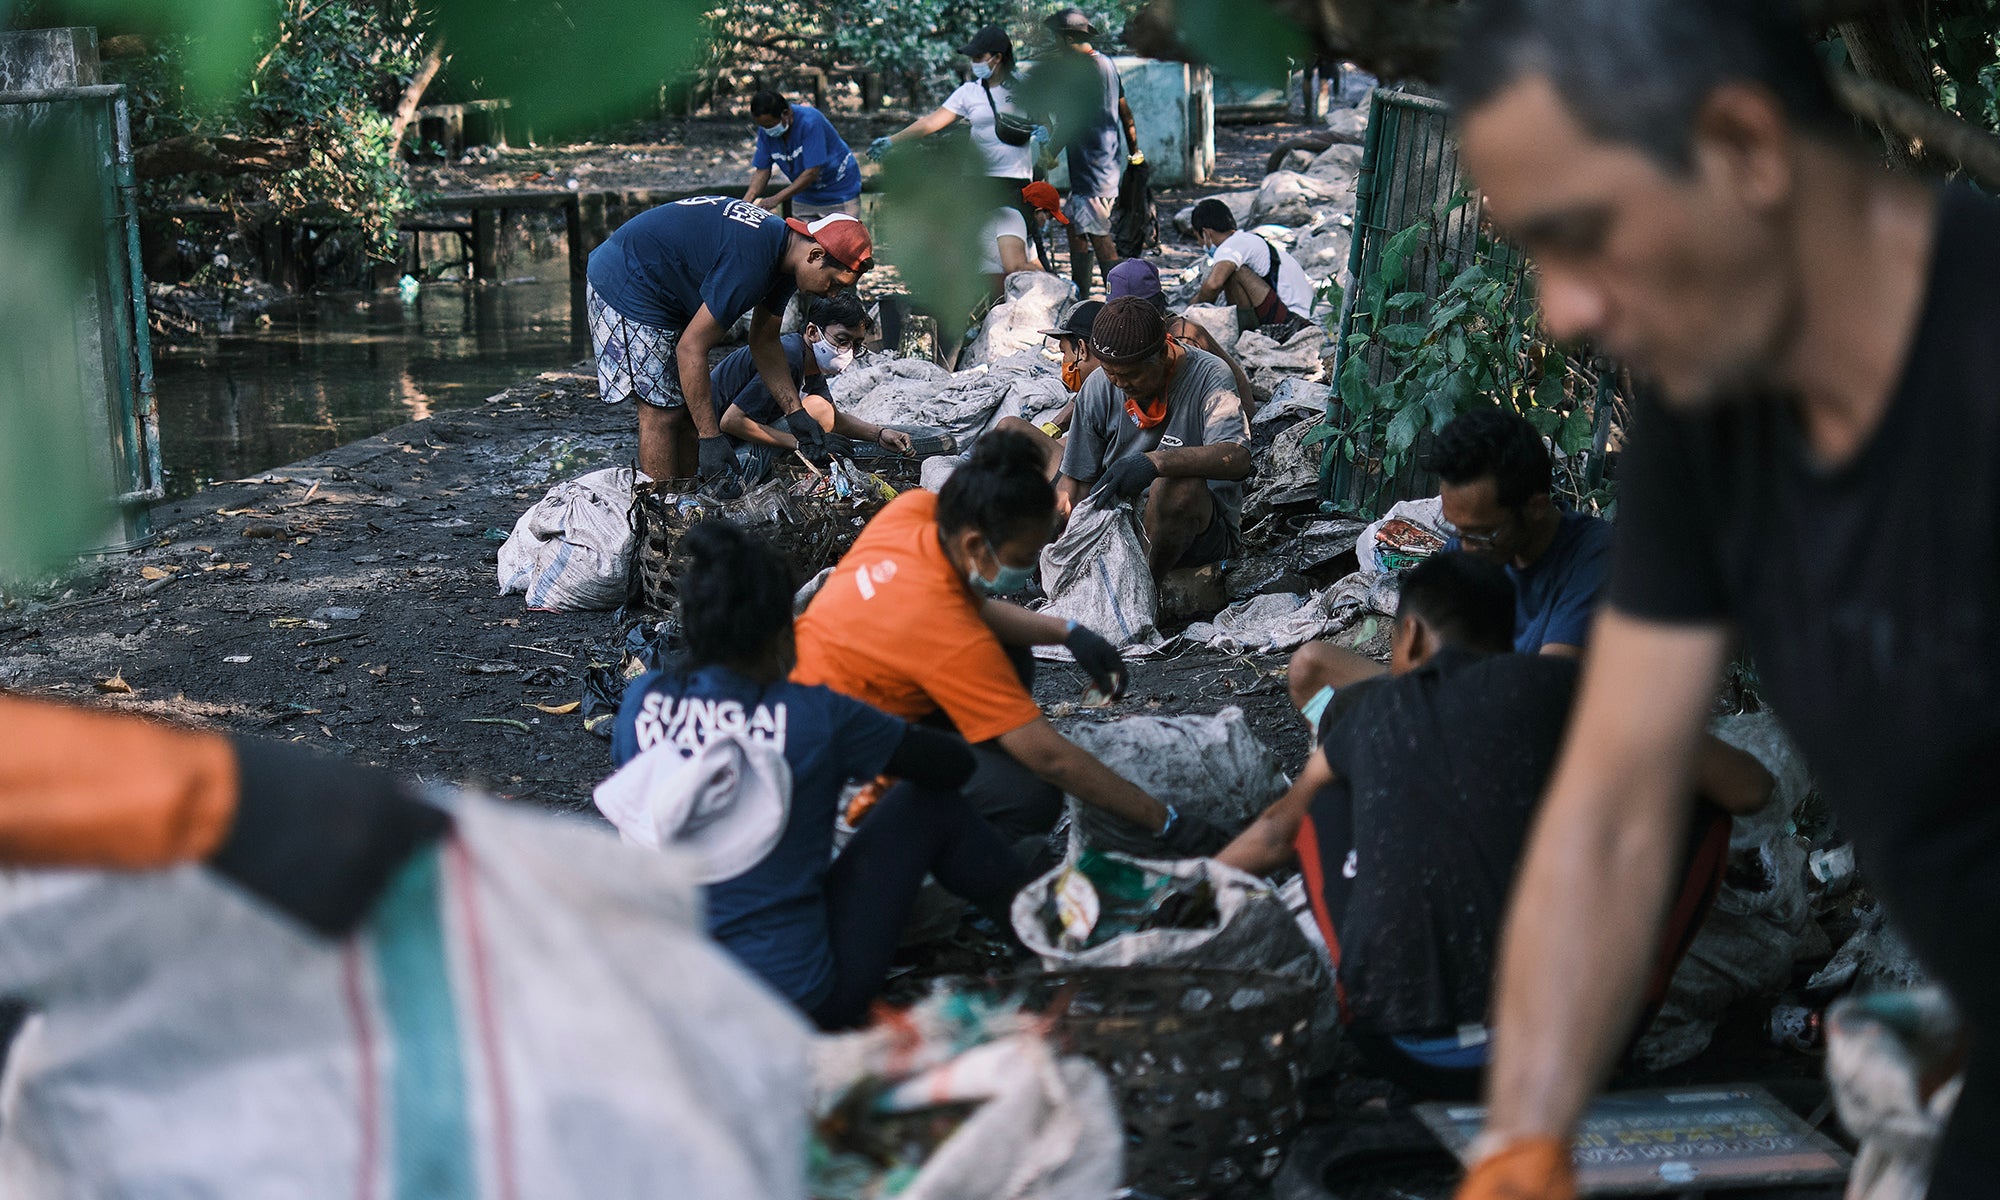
[[1040, 7, 1142, 296], [606, 521, 1029, 1029], [708, 293, 913, 483], [742, 90, 863, 219], [1431, 408, 1613, 657], [584, 197, 873, 487]]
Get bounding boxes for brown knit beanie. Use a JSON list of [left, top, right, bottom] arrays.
[[1089, 295, 1168, 365]]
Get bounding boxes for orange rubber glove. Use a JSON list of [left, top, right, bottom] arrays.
[[0, 695, 236, 868], [1455, 1137, 1575, 1200]]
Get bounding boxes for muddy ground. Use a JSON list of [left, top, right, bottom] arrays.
[[0, 364, 1311, 808]]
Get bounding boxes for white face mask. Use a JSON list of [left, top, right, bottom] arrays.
[[811, 335, 855, 375], [970, 61, 994, 81]]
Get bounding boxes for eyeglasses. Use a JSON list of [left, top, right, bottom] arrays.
[[815, 327, 865, 350], [1438, 516, 1509, 551]]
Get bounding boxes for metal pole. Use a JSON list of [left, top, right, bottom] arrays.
[[113, 89, 163, 509]]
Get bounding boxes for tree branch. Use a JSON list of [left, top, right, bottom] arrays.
[[1832, 69, 2000, 192], [133, 135, 310, 179], [387, 37, 447, 160]]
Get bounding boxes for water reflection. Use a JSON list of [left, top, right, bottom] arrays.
[[154, 273, 583, 497]]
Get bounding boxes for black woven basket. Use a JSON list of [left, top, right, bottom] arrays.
[[628, 477, 887, 616], [1004, 967, 1313, 1199]]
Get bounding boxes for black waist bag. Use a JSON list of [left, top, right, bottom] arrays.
[[984, 83, 1035, 147]]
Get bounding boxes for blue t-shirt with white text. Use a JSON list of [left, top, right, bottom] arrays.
[[752, 104, 862, 207], [585, 196, 797, 331], [611, 664, 906, 1007]]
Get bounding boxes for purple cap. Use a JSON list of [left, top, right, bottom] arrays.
[[1106, 258, 1162, 300]]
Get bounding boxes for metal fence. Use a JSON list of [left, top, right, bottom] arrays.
[[0, 82, 161, 545], [1321, 88, 1619, 517]]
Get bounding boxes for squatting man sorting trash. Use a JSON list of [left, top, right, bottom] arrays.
[[585, 195, 872, 486], [1218, 553, 1771, 1099], [1442, 0, 2000, 1196], [1055, 296, 1252, 582]]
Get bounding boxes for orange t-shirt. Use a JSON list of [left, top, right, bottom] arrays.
[[793, 490, 1044, 744]]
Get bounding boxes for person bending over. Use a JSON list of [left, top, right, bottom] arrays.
[[1056, 296, 1252, 580], [1188, 198, 1315, 335], [1217, 553, 1773, 1098], [794, 431, 1227, 855], [586, 197, 871, 485], [611, 521, 1029, 1030], [743, 89, 863, 218], [989, 299, 1103, 479], [707, 293, 911, 483], [1106, 257, 1259, 418], [979, 182, 1070, 294]]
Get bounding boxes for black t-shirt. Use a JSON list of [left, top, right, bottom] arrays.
[[705, 333, 830, 431], [1299, 647, 1579, 1036], [1611, 184, 2000, 1030]]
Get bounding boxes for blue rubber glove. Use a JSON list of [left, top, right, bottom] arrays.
[[1031, 125, 1051, 147], [867, 136, 894, 161]]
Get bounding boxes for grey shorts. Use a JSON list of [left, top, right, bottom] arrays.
[[1062, 194, 1115, 237], [586, 283, 683, 410], [789, 197, 861, 220]]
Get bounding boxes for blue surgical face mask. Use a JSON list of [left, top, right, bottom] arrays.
[[969, 540, 1035, 594], [762, 119, 790, 138], [970, 61, 994, 81]]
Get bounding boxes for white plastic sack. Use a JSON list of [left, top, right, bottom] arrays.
[[0, 794, 812, 1199], [838, 353, 1067, 450], [1254, 171, 1351, 227], [961, 272, 1075, 369], [1634, 713, 1818, 1069], [811, 991, 1120, 1200], [496, 466, 638, 611], [1305, 142, 1363, 185], [1828, 988, 1964, 1200], [1037, 495, 1162, 652], [1236, 328, 1330, 375], [1255, 377, 1332, 428], [1175, 303, 1242, 356], [1058, 705, 1290, 854], [1356, 496, 1446, 573], [1180, 571, 1397, 656]]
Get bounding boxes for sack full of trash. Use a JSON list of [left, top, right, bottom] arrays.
[[810, 989, 1120, 1200], [0, 793, 812, 1199], [1036, 494, 1161, 652], [497, 466, 640, 611], [1057, 705, 1289, 854]]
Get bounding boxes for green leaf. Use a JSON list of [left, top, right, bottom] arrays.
[[1377, 322, 1428, 351], [1447, 330, 1468, 365], [875, 138, 997, 338], [1523, 407, 1562, 436], [1533, 372, 1569, 411], [1377, 220, 1430, 295], [1300, 422, 1342, 447], [1385, 405, 1424, 457], [1558, 409, 1598, 455], [1173, 0, 1308, 87], [1338, 354, 1377, 415], [1384, 291, 1426, 312]]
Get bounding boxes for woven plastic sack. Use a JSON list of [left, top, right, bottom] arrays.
[[0, 794, 812, 1199], [1013, 853, 1306, 978], [1058, 706, 1289, 854], [1827, 987, 1964, 1200], [961, 272, 1075, 368], [497, 466, 639, 611], [1037, 494, 1161, 651]]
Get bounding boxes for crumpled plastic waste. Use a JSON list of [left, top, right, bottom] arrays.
[[1040, 850, 1221, 952]]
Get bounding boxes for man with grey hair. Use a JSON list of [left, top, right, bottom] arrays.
[[1446, 2, 2000, 1197]]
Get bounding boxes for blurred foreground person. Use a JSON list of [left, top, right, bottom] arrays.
[[1449, 1, 2000, 1196]]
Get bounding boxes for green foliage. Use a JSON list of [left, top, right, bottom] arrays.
[[1172, 0, 1304, 88], [1317, 212, 1605, 511], [1928, 0, 2000, 133], [874, 136, 995, 341]]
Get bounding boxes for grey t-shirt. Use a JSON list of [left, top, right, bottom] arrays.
[[1061, 346, 1251, 530]]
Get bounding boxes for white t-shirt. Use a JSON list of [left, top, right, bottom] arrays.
[[979, 206, 1041, 274], [1213, 230, 1316, 316], [944, 78, 1035, 180]]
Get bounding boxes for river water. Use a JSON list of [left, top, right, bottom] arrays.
[[152, 272, 583, 498]]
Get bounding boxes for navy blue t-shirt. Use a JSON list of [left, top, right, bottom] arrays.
[[1446, 509, 1612, 653], [586, 196, 797, 331], [752, 104, 862, 207], [611, 664, 906, 1007], [708, 333, 830, 431]]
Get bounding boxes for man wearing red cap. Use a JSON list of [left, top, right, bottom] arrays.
[[585, 197, 872, 486], [979, 182, 1069, 289], [1057, 296, 1252, 580]]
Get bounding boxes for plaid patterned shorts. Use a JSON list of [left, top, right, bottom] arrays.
[[586, 283, 684, 409]]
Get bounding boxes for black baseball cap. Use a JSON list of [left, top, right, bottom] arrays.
[[1042, 299, 1104, 342], [958, 25, 1013, 59], [1044, 7, 1096, 37]]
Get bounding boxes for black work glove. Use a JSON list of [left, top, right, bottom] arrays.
[[784, 409, 829, 460], [1089, 453, 1159, 501], [1156, 805, 1230, 858], [696, 435, 743, 500], [1064, 620, 1128, 701], [821, 432, 858, 460], [211, 738, 453, 936]]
